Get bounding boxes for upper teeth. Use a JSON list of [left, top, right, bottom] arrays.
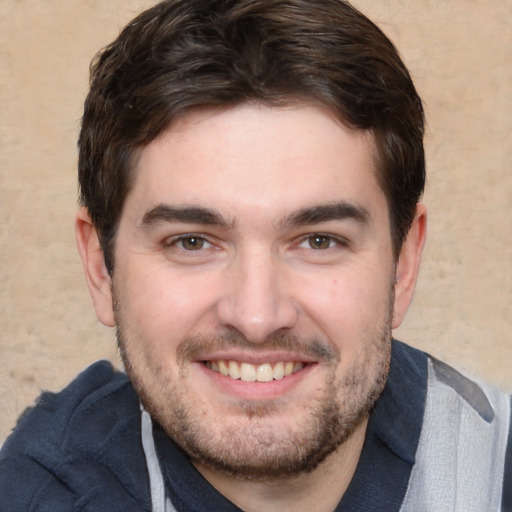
[[207, 360, 304, 382]]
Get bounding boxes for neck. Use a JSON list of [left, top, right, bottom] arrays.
[[193, 417, 368, 512]]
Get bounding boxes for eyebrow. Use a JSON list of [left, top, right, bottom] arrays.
[[139, 204, 233, 229], [280, 201, 371, 229], [138, 201, 370, 231]]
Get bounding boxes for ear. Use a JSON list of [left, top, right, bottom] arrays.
[[75, 207, 115, 327], [391, 204, 427, 329]]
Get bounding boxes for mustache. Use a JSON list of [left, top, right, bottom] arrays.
[[176, 329, 340, 364]]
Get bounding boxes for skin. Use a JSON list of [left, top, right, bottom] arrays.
[[76, 103, 426, 512]]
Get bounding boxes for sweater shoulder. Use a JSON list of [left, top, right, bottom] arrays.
[[0, 361, 149, 511], [2, 361, 132, 454]]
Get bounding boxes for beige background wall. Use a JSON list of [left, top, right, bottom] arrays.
[[0, 0, 510, 443]]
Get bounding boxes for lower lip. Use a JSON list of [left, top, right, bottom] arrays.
[[195, 362, 316, 401]]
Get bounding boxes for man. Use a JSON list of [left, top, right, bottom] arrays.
[[0, 0, 510, 510]]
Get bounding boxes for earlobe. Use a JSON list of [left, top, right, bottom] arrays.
[[391, 204, 427, 329], [75, 207, 116, 327]]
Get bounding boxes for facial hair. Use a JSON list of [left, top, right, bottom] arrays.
[[114, 292, 393, 481]]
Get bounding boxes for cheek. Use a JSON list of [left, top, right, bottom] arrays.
[[118, 263, 221, 338], [299, 269, 392, 337]]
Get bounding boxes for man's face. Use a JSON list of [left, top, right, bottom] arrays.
[[107, 104, 401, 479]]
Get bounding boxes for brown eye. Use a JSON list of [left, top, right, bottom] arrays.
[[179, 236, 207, 250], [308, 235, 333, 250]]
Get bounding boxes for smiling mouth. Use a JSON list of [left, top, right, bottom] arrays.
[[204, 360, 305, 382]]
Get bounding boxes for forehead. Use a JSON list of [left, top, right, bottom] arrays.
[[127, 103, 386, 224]]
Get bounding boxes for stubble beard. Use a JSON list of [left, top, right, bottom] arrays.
[[114, 293, 393, 482]]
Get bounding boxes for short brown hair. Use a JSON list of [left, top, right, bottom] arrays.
[[78, 0, 425, 273]]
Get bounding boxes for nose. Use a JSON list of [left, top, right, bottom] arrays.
[[216, 249, 298, 343]]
